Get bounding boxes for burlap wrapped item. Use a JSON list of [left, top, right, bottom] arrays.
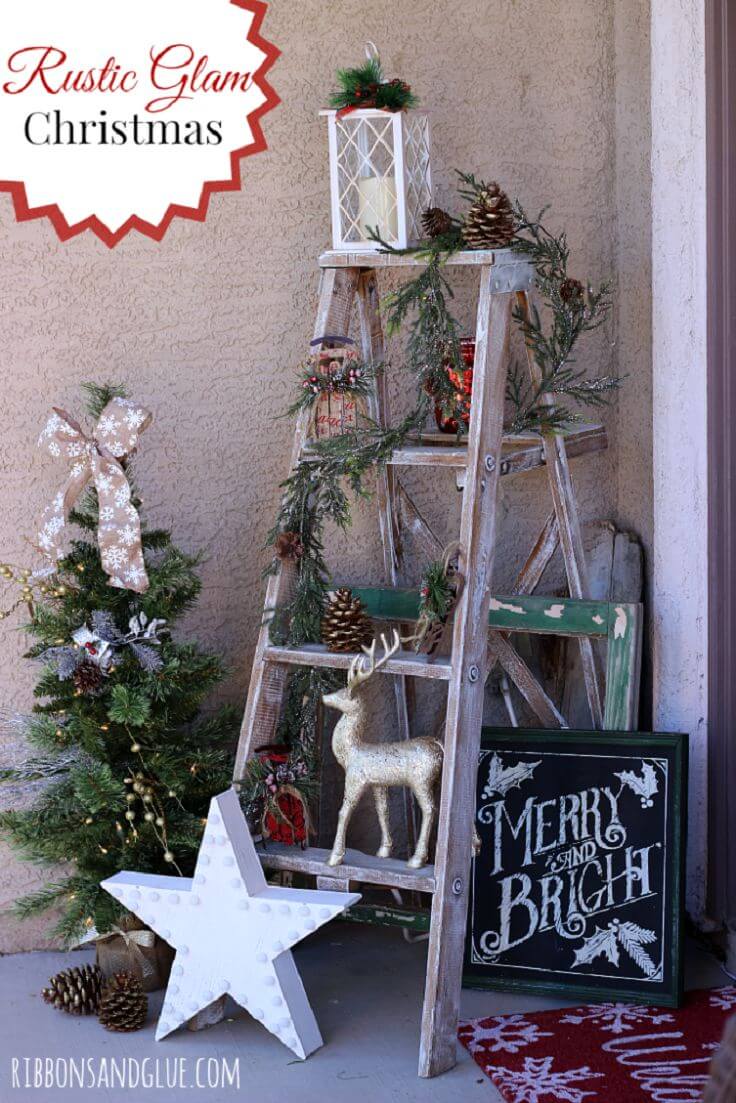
[[96, 917, 174, 993]]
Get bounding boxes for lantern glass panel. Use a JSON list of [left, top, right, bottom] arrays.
[[334, 114, 398, 244], [403, 114, 432, 243]]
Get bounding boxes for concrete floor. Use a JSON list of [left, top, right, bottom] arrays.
[[0, 926, 725, 1103]]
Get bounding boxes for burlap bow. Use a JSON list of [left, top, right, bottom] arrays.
[[37, 398, 152, 593], [96, 924, 157, 980]]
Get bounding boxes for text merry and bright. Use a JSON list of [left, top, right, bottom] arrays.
[[478, 778, 663, 956]]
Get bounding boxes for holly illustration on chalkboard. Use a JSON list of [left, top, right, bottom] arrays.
[[615, 761, 659, 808], [481, 753, 541, 799], [571, 919, 660, 979]]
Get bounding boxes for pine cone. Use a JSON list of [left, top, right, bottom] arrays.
[[462, 183, 516, 249], [98, 972, 147, 1033], [274, 531, 304, 561], [73, 658, 104, 694], [421, 206, 453, 239], [559, 277, 584, 303], [321, 588, 374, 653], [42, 964, 103, 1015]]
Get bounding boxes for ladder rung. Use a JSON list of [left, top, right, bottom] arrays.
[[319, 247, 529, 274], [387, 445, 467, 468], [263, 643, 452, 680], [259, 842, 436, 893], [367, 424, 607, 475]]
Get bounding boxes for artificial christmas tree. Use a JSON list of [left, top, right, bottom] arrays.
[[0, 384, 237, 945]]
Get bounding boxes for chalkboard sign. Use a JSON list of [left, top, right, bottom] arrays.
[[464, 729, 687, 1007]]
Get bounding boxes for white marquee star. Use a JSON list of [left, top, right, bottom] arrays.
[[101, 789, 360, 1059]]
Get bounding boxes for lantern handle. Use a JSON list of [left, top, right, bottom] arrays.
[[365, 42, 381, 65]]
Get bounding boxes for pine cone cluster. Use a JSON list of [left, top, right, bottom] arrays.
[[98, 972, 148, 1033], [73, 658, 104, 694], [42, 964, 103, 1015], [462, 183, 516, 249], [421, 206, 453, 240], [321, 588, 374, 653]]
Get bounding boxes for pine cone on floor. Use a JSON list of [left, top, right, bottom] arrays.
[[73, 658, 104, 694], [321, 588, 374, 653], [98, 972, 147, 1033], [421, 206, 453, 239], [42, 964, 103, 1015], [462, 183, 516, 249]]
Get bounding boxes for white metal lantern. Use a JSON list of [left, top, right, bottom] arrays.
[[322, 109, 431, 251]]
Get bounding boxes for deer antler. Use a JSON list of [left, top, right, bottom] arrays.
[[346, 629, 401, 694]]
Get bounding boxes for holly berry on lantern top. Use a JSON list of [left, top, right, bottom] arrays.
[[329, 46, 418, 114], [323, 44, 431, 251]]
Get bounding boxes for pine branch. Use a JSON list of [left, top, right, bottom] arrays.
[[81, 382, 127, 419]]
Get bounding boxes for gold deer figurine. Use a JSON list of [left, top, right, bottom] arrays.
[[322, 630, 444, 869]]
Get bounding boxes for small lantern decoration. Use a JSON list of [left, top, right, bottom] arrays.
[[308, 336, 364, 439], [323, 47, 431, 251]]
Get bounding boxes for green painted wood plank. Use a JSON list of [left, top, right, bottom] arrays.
[[341, 902, 431, 932], [352, 587, 611, 638], [603, 602, 643, 731]]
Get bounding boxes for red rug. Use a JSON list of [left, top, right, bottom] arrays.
[[459, 986, 736, 1101]]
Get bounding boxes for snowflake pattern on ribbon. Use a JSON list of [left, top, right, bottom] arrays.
[[37, 398, 152, 593]]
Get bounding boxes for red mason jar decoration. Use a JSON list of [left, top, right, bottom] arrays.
[[434, 338, 475, 434], [257, 749, 308, 847]]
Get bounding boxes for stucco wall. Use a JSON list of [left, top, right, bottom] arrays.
[[650, 0, 708, 919], [0, 0, 654, 951]]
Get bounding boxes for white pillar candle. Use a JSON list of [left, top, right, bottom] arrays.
[[358, 175, 398, 241]]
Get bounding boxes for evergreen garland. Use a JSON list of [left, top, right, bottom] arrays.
[[418, 559, 455, 626], [285, 357, 377, 420], [238, 174, 620, 835], [0, 383, 237, 943]]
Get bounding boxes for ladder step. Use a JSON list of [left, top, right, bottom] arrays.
[[350, 588, 612, 639], [259, 842, 436, 894], [382, 424, 606, 475], [387, 445, 467, 468], [263, 643, 452, 680]]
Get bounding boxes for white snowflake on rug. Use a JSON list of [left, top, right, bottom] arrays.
[[460, 1015, 553, 1054], [491, 1056, 603, 1103], [561, 1002, 675, 1034], [709, 987, 736, 1011]]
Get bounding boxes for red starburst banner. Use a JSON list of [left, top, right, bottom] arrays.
[[0, 0, 279, 246]]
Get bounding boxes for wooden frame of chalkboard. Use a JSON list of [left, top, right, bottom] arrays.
[[464, 729, 688, 1007]]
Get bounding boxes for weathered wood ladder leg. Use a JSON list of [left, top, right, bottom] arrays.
[[233, 267, 361, 781], [515, 289, 604, 729], [357, 269, 416, 851], [418, 272, 513, 1078]]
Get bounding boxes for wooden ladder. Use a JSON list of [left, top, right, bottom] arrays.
[[233, 247, 611, 1078]]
